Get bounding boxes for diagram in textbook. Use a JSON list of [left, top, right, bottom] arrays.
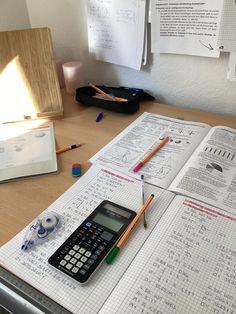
[[206, 162, 223, 173]]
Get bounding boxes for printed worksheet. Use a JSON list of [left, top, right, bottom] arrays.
[[100, 195, 236, 313], [170, 126, 236, 214], [0, 164, 174, 314], [151, 0, 224, 57], [217, 0, 236, 52], [90, 112, 210, 189], [86, 0, 147, 70]]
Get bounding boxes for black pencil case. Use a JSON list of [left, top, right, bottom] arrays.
[[75, 86, 140, 113]]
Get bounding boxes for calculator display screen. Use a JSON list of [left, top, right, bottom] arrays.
[[92, 212, 124, 232], [103, 203, 132, 218]]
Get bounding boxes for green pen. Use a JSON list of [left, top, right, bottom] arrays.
[[106, 194, 155, 264]]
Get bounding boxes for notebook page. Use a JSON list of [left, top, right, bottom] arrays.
[[0, 164, 174, 314], [86, 0, 146, 70], [100, 195, 236, 313]]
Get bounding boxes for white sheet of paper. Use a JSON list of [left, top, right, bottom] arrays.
[[86, 0, 146, 70], [227, 52, 236, 81], [218, 0, 236, 52], [151, 0, 224, 57]]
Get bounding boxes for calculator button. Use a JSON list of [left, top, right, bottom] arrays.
[[86, 222, 92, 227], [98, 245, 105, 251], [66, 263, 72, 270], [69, 250, 75, 256], [75, 253, 81, 259], [83, 264, 91, 270], [85, 251, 92, 257], [81, 256, 87, 263], [101, 231, 113, 241], [72, 267, 79, 273], [64, 254, 71, 261], [76, 261, 83, 268], [95, 250, 102, 255], [79, 248, 86, 254], [73, 245, 80, 251], [79, 269, 86, 275], [70, 258, 77, 265], [60, 260, 67, 266], [87, 259, 94, 265], [91, 254, 98, 260]]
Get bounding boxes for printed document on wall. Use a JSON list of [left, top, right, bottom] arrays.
[[151, 0, 224, 57], [86, 0, 146, 70], [217, 0, 236, 52]]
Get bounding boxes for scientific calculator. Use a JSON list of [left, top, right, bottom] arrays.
[[48, 200, 136, 284]]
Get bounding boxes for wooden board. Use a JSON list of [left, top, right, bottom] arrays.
[[0, 27, 63, 122]]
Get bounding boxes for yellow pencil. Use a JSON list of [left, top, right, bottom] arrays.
[[56, 144, 82, 154]]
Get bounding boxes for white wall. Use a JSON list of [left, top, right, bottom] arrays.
[[5, 0, 236, 116], [0, 0, 30, 31]]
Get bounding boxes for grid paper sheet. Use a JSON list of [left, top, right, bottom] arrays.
[[0, 164, 174, 314], [100, 195, 236, 313]]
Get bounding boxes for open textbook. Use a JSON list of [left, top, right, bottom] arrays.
[[0, 164, 236, 313], [90, 112, 236, 214]]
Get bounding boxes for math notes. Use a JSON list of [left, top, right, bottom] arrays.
[[86, 0, 147, 70], [100, 195, 236, 313]]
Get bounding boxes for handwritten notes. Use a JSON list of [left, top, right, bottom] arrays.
[[0, 164, 174, 313], [100, 196, 236, 313], [86, 0, 147, 70]]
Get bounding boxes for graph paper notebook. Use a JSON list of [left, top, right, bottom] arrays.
[[1, 164, 236, 313], [0, 122, 58, 182]]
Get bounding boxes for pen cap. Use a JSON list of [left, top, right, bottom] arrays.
[[106, 247, 120, 264]]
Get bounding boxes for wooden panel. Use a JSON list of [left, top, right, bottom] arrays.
[[0, 28, 63, 122]]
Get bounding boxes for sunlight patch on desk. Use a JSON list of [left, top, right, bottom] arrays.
[[0, 56, 39, 123]]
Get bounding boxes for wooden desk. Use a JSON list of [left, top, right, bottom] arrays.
[[1, 89, 236, 246]]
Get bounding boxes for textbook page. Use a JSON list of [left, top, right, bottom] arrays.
[[86, 0, 146, 70], [100, 195, 236, 314], [151, 0, 224, 57], [169, 126, 236, 214], [0, 122, 58, 182], [0, 164, 174, 314], [217, 0, 236, 52], [90, 112, 210, 189]]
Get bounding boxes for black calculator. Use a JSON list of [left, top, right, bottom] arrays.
[[48, 200, 136, 284]]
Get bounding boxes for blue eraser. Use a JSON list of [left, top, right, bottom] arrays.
[[72, 163, 81, 177]]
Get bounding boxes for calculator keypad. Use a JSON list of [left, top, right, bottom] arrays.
[[49, 221, 117, 283]]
